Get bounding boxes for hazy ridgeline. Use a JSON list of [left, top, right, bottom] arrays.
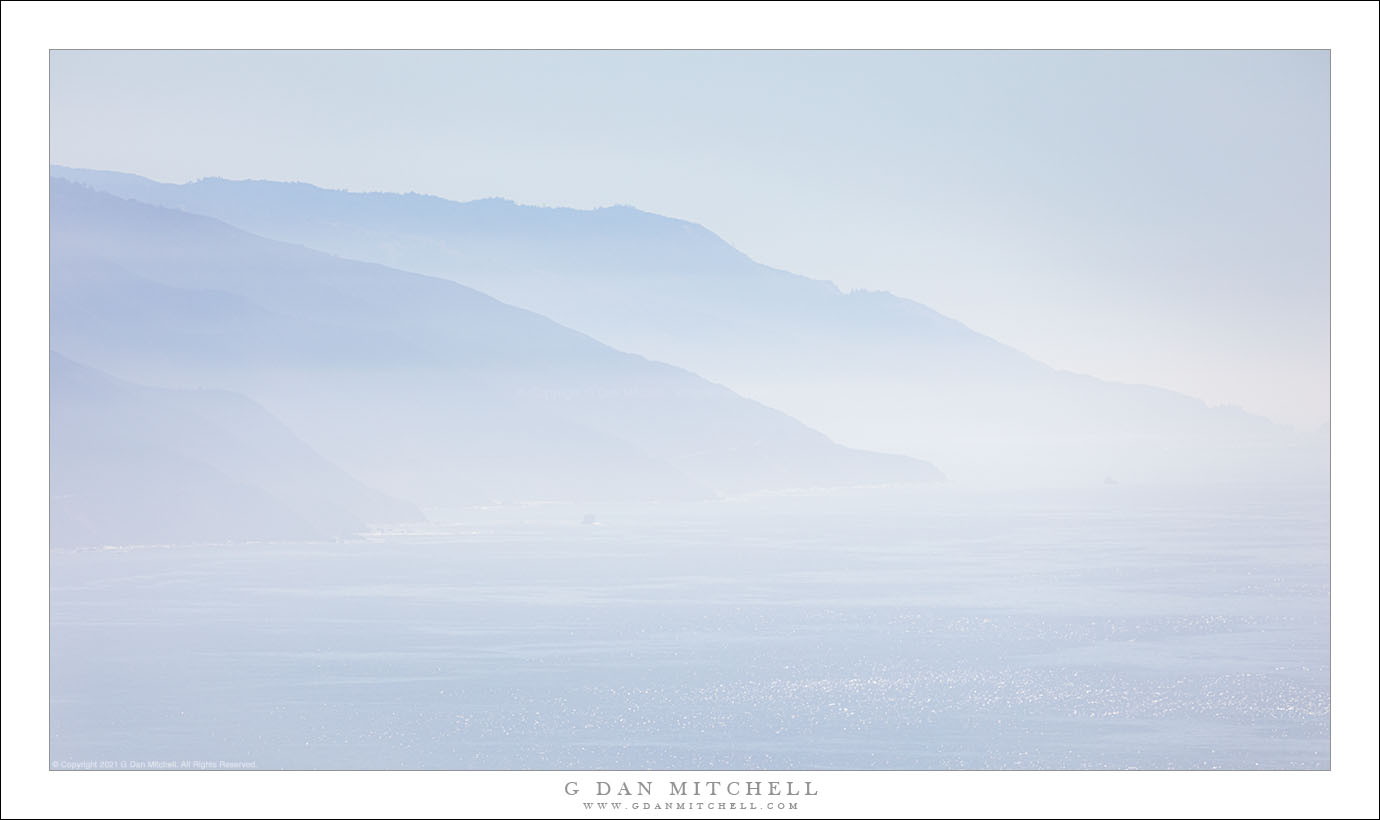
[[50, 178, 939, 547], [53, 166, 1328, 489], [51, 352, 420, 546]]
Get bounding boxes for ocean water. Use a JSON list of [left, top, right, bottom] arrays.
[[49, 485, 1329, 770]]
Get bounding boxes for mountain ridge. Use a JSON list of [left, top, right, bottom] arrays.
[[47, 165, 1269, 419], [51, 178, 942, 528], [50, 166, 1321, 486], [50, 351, 424, 548]]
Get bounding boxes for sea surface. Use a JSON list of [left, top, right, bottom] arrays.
[[49, 484, 1329, 770]]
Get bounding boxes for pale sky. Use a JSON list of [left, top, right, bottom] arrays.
[[49, 49, 1330, 429]]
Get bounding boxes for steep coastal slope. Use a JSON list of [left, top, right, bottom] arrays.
[[50, 167, 1324, 485], [51, 353, 422, 548], [51, 179, 939, 520]]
